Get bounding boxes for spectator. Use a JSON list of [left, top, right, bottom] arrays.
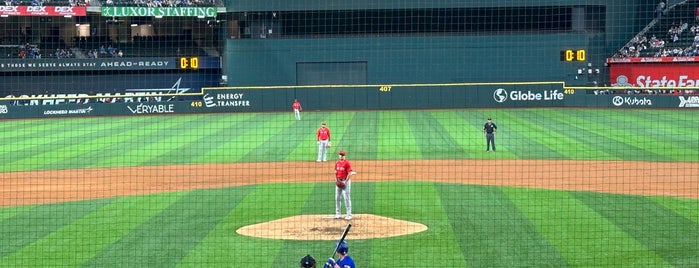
[[656, 0, 666, 19]]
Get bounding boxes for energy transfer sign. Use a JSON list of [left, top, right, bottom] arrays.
[[101, 7, 217, 17]]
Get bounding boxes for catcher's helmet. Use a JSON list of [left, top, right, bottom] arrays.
[[300, 254, 316, 268], [338, 150, 346, 156], [336, 241, 349, 254]]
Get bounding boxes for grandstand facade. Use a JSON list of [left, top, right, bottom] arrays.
[[0, 0, 679, 94], [223, 0, 659, 87]]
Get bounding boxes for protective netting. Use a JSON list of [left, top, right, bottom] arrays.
[[1, 1, 699, 267]]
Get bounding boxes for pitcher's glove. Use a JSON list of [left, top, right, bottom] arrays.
[[335, 178, 346, 189], [326, 141, 332, 148]]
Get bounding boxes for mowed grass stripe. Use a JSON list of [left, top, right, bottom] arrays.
[[630, 110, 699, 140], [321, 111, 355, 154], [527, 109, 620, 160], [650, 196, 699, 224], [573, 192, 699, 267], [502, 187, 669, 267], [622, 112, 699, 161], [0, 199, 112, 259], [132, 113, 256, 165], [583, 110, 675, 161], [0, 193, 185, 267], [378, 111, 421, 160], [501, 109, 588, 159], [241, 114, 310, 162], [175, 185, 259, 267], [431, 110, 477, 158], [198, 113, 290, 163], [546, 109, 670, 161], [34, 116, 181, 169], [636, 110, 699, 136], [596, 110, 697, 161], [84, 187, 243, 267], [103, 114, 214, 166], [343, 111, 380, 160], [405, 111, 463, 159], [127, 114, 254, 166], [1, 117, 97, 143], [0, 117, 147, 171], [372, 182, 468, 267], [179, 184, 298, 267], [436, 184, 567, 267], [0, 206, 35, 222], [0, 118, 41, 136], [76, 115, 239, 168], [74, 115, 203, 168], [494, 111, 566, 159], [192, 113, 270, 163]]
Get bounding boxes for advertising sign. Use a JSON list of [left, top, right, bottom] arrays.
[[607, 56, 699, 64], [0, 6, 86, 16], [1, 73, 220, 100], [609, 63, 699, 87], [0, 57, 219, 72], [101, 7, 217, 17]]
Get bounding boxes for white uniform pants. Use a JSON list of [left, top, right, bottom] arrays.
[[317, 140, 329, 161], [335, 179, 351, 217]]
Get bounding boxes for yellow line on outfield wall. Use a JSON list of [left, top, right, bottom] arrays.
[[206, 81, 566, 91]]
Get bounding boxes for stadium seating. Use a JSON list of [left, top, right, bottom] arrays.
[[614, 1, 699, 58]]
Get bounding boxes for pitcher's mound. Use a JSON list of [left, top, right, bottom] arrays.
[[236, 214, 428, 240]]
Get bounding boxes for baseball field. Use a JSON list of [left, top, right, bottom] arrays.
[[1, 108, 698, 267]]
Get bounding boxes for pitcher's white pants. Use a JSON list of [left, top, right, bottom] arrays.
[[335, 179, 351, 217]]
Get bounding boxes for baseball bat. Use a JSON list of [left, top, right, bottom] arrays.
[[330, 223, 352, 260]]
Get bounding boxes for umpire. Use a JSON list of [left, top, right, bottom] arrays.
[[483, 117, 497, 152]]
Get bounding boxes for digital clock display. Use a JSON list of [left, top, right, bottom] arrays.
[[179, 57, 199, 69], [560, 49, 586, 62]]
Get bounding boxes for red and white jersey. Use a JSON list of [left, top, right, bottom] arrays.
[[335, 159, 352, 179], [317, 127, 330, 141], [292, 101, 301, 110]]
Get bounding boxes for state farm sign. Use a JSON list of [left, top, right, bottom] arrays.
[[0, 6, 86, 16], [609, 63, 699, 87]]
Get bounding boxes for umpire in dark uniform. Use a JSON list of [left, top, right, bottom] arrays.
[[483, 117, 497, 152]]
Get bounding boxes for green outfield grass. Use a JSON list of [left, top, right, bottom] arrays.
[[0, 108, 698, 267]]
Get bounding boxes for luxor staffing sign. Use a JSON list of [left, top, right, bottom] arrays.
[[101, 7, 217, 17]]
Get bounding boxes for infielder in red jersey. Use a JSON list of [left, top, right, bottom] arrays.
[[334, 150, 355, 220], [316, 121, 331, 162], [292, 99, 302, 120]]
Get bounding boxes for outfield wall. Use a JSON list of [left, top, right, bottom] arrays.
[[0, 83, 697, 119]]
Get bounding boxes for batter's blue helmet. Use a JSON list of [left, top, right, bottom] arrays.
[[336, 241, 349, 254]]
